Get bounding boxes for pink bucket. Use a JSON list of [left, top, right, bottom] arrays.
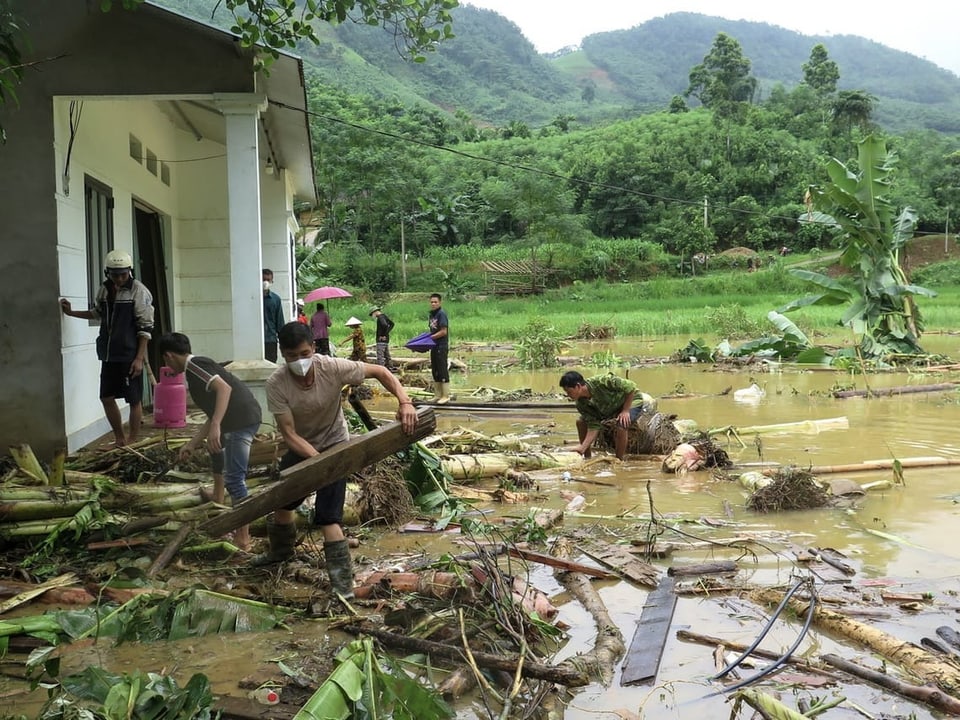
[[153, 366, 187, 428]]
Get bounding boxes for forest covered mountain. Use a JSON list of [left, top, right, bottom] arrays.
[[154, 1, 960, 134]]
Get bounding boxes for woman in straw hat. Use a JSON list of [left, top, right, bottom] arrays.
[[341, 316, 367, 362]]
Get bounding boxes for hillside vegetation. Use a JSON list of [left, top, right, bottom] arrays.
[[155, 1, 960, 132], [151, 0, 960, 316]]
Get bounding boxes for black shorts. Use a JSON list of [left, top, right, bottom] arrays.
[[99, 362, 143, 405], [278, 449, 347, 526]]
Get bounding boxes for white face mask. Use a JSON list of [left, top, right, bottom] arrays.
[[262, 280, 271, 292], [287, 357, 313, 377]]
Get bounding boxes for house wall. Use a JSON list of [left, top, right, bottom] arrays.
[[56, 98, 183, 449], [0, 2, 306, 457], [0, 76, 65, 460], [174, 137, 232, 360]]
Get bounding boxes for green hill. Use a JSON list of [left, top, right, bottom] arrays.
[[151, 2, 960, 133], [570, 13, 960, 133]]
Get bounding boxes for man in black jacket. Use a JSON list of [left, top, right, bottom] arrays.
[[369, 306, 395, 369], [60, 249, 154, 446]]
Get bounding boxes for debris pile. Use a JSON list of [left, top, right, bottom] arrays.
[[744, 467, 831, 512]]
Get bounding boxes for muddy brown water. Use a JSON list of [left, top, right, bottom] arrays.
[[6, 336, 960, 718]]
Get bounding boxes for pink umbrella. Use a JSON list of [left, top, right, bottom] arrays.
[[303, 286, 352, 303]]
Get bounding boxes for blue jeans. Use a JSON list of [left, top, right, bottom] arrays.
[[209, 421, 259, 504]]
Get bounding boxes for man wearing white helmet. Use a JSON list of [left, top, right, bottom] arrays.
[[60, 249, 155, 446]]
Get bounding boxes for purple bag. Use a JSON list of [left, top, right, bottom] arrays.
[[405, 331, 436, 353]]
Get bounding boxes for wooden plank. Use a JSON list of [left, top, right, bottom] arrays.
[[199, 407, 435, 537], [506, 547, 615, 579], [620, 576, 678, 686], [578, 540, 660, 588]]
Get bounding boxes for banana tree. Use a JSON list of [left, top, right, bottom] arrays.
[[785, 135, 936, 359]]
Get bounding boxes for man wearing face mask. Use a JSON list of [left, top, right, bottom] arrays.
[[257, 322, 418, 599], [262, 268, 285, 363], [60, 249, 154, 447]]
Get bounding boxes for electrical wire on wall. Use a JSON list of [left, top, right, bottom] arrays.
[[62, 99, 83, 196]]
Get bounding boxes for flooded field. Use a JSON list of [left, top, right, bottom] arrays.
[[5, 335, 960, 719]]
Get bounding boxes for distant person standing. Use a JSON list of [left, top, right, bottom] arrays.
[[296, 299, 309, 325], [427, 293, 449, 404], [310, 302, 332, 355], [262, 268, 285, 363], [341, 316, 367, 362], [60, 250, 154, 447], [369, 306, 395, 369]]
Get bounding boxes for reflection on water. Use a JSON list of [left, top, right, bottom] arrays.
[[6, 350, 960, 719]]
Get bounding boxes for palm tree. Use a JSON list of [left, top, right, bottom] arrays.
[[831, 90, 877, 133]]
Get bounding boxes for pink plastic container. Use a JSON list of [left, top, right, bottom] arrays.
[[153, 366, 187, 428]]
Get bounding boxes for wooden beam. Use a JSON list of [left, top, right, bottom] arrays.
[[199, 407, 436, 537]]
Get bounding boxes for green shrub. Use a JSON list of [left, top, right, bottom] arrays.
[[703, 304, 764, 339], [912, 260, 960, 287], [515, 317, 567, 369]]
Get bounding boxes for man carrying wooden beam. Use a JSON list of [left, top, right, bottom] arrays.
[[253, 322, 418, 599]]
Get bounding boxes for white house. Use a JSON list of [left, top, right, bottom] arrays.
[[0, 1, 317, 457]]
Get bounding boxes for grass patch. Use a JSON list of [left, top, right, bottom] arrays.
[[308, 260, 960, 353]]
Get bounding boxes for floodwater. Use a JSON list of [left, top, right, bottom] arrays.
[[6, 336, 960, 719]]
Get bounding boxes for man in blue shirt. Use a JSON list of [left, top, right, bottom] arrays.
[[428, 293, 449, 403], [262, 268, 285, 363]]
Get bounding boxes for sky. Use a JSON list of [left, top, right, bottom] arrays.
[[462, 0, 960, 77]]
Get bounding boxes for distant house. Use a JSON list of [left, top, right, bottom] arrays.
[[0, 1, 317, 457]]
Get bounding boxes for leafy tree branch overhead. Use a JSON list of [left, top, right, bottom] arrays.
[[0, 0, 457, 141], [100, 0, 456, 62]]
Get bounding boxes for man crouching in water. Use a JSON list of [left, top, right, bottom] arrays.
[[559, 370, 647, 461]]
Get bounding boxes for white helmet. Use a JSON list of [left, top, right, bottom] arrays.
[[104, 250, 133, 271]]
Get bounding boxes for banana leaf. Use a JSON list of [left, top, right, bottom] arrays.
[[294, 638, 452, 720], [54, 666, 215, 720]]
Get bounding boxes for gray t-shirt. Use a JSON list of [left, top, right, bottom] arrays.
[[266, 355, 365, 450]]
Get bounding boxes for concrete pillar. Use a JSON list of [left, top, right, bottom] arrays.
[[215, 94, 276, 427], [215, 93, 268, 363]]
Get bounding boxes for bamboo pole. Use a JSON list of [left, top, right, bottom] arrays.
[[808, 457, 960, 475], [750, 587, 960, 695], [833, 382, 960, 399], [0, 499, 92, 522], [708, 417, 849, 437], [731, 456, 960, 476], [441, 451, 583, 481], [49, 449, 66, 486], [676, 629, 838, 676]]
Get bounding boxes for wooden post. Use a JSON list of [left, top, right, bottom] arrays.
[[198, 407, 435, 538]]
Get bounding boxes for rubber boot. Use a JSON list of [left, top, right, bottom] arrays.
[[323, 539, 355, 599], [250, 521, 297, 566], [436, 382, 450, 405]]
